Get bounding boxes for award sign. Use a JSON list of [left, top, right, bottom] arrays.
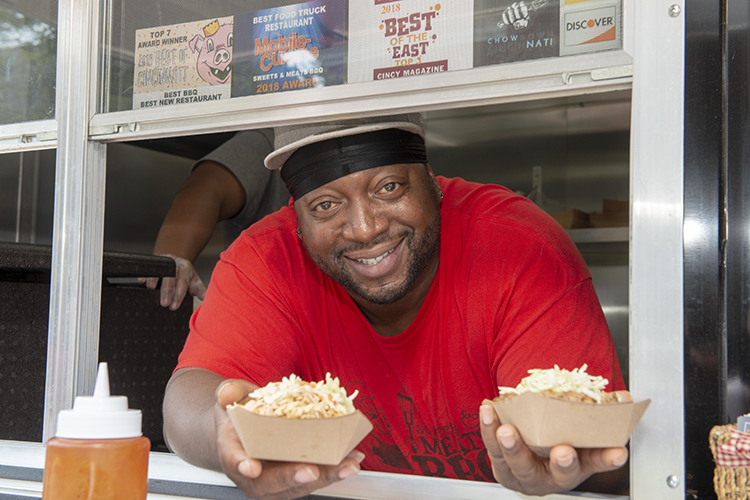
[[232, 0, 346, 96], [133, 17, 233, 109], [348, 0, 473, 83]]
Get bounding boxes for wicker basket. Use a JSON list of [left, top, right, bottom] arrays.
[[710, 424, 750, 499]]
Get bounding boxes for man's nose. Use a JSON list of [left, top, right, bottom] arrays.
[[342, 200, 386, 242]]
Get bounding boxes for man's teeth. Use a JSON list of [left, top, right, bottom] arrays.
[[357, 249, 394, 266]]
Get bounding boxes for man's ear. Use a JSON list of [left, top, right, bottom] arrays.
[[424, 163, 436, 179], [425, 164, 443, 202]]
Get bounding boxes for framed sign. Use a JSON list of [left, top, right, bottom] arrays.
[[348, 0, 473, 83], [232, 0, 347, 96], [133, 17, 234, 109]]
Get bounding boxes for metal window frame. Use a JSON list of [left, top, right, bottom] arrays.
[[0, 0, 688, 498], [87, 52, 634, 143], [0, 120, 57, 153], [628, 1, 685, 498]]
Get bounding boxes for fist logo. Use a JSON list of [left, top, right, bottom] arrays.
[[497, 0, 550, 31], [501, 2, 530, 30], [189, 20, 233, 85]]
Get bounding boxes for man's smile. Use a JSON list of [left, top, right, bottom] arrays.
[[343, 239, 404, 280]]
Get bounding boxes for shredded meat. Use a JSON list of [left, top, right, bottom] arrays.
[[498, 390, 622, 404]]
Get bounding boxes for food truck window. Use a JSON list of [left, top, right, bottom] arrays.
[[94, 95, 630, 443], [0, 0, 57, 125], [0, 149, 56, 443]]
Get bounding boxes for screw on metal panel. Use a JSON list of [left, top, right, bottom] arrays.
[[669, 4, 682, 17], [667, 475, 680, 488]]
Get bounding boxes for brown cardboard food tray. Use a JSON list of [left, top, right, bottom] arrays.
[[550, 209, 591, 229], [485, 392, 650, 448], [602, 199, 628, 213], [589, 211, 629, 228], [226, 406, 373, 465]]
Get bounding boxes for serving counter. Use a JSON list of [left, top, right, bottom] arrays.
[[1, 439, 627, 500]]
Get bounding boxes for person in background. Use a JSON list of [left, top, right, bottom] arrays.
[[139, 129, 290, 310], [163, 114, 629, 498]]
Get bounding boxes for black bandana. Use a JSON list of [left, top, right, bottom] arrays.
[[280, 129, 428, 199]]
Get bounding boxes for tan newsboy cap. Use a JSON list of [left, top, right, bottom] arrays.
[[264, 113, 425, 171]]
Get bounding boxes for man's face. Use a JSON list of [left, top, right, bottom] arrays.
[[294, 163, 441, 305]]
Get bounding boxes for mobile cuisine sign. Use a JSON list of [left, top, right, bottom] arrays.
[[232, 0, 346, 96], [133, 17, 233, 109]]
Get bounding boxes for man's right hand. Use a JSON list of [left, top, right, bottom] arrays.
[[214, 380, 364, 500], [138, 254, 207, 310]]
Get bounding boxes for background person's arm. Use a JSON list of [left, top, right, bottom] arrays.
[[140, 161, 246, 310]]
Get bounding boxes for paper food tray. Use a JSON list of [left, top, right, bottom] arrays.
[[227, 406, 373, 465], [486, 392, 650, 448]]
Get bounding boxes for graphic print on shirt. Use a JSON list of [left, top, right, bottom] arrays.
[[407, 400, 491, 481], [347, 381, 413, 472], [348, 382, 494, 480], [396, 388, 419, 453]]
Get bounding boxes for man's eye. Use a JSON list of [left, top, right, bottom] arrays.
[[380, 182, 402, 194], [314, 201, 333, 211]]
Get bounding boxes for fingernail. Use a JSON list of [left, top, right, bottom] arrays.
[[480, 406, 495, 426], [294, 466, 318, 484], [352, 450, 365, 463], [498, 429, 516, 449], [238, 460, 255, 477], [613, 451, 628, 467], [557, 453, 574, 468], [216, 383, 229, 401], [338, 465, 360, 479]]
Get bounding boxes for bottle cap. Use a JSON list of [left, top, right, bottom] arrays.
[[56, 362, 143, 439]]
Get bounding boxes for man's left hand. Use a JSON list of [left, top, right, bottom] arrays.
[[479, 401, 629, 495]]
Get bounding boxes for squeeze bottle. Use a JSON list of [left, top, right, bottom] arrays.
[[41, 362, 150, 500]]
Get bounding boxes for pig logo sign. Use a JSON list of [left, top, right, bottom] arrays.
[[133, 16, 234, 110], [190, 20, 233, 86]]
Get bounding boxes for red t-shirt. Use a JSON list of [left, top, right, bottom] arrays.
[[177, 177, 625, 481]]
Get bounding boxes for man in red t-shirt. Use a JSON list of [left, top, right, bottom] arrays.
[[163, 114, 629, 498]]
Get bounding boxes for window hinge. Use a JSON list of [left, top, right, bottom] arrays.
[[89, 122, 140, 137], [563, 64, 633, 85]]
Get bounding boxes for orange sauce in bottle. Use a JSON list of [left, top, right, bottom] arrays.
[[42, 436, 150, 500]]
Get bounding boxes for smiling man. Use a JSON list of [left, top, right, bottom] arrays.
[[163, 114, 628, 499]]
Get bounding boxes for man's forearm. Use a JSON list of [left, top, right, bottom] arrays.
[[163, 368, 226, 471]]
